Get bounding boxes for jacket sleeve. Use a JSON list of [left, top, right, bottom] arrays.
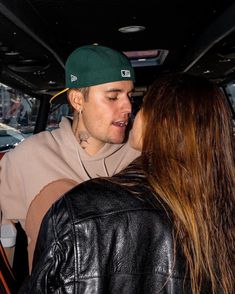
[[19, 198, 75, 293], [0, 149, 27, 224]]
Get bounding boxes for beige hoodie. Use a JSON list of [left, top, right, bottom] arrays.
[[0, 117, 140, 228]]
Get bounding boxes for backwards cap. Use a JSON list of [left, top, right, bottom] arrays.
[[50, 44, 135, 103]]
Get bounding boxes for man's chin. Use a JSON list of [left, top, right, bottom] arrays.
[[107, 136, 126, 144]]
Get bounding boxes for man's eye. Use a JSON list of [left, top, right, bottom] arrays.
[[108, 97, 118, 101]]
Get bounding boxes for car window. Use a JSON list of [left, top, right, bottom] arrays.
[[0, 82, 72, 152], [224, 81, 235, 135], [225, 82, 235, 113], [48, 103, 72, 130], [0, 82, 39, 135], [0, 123, 26, 152]]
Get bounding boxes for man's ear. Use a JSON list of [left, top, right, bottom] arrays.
[[67, 89, 84, 112]]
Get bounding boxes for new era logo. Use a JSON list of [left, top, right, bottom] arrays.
[[70, 74, 78, 82], [121, 70, 131, 78]]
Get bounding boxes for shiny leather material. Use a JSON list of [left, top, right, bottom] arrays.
[[21, 174, 195, 293]]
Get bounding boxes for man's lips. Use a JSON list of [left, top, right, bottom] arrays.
[[112, 120, 128, 127]]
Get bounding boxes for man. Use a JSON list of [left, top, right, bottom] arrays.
[[0, 44, 140, 269]]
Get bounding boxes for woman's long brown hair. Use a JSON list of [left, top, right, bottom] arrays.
[[141, 74, 235, 293]]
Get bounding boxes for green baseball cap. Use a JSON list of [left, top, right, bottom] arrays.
[[50, 44, 135, 103]]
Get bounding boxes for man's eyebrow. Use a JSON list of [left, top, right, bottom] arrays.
[[105, 88, 134, 93], [105, 88, 122, 93]]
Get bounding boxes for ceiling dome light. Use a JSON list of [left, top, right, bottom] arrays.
[[118, 25, 145, 33], [5, 51, 20, 56]]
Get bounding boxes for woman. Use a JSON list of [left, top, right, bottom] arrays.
[[21, 74, 234, 293]]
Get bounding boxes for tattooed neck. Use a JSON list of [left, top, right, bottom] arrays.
[[78, 132, 89, 149]]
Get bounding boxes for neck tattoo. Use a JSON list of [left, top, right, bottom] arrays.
[[78, 132, 89, 149]]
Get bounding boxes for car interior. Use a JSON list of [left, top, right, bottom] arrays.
[[0, 0, 235, 134], [0, 0, 235, 290]]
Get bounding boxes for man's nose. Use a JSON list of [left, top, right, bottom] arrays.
[[121, 96, 132, 114]]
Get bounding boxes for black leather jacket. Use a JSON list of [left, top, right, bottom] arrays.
[[20, 172, 194, 293]]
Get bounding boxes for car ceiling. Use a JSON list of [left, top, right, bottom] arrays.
[[0, 0, 235, 102]]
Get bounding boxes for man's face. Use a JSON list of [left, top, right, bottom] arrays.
[[80, 80, 133, 146]]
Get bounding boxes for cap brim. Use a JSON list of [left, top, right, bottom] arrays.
[[50, 88, 69, 104]]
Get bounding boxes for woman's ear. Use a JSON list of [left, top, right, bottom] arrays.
[[67, 89, 83, 112]]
